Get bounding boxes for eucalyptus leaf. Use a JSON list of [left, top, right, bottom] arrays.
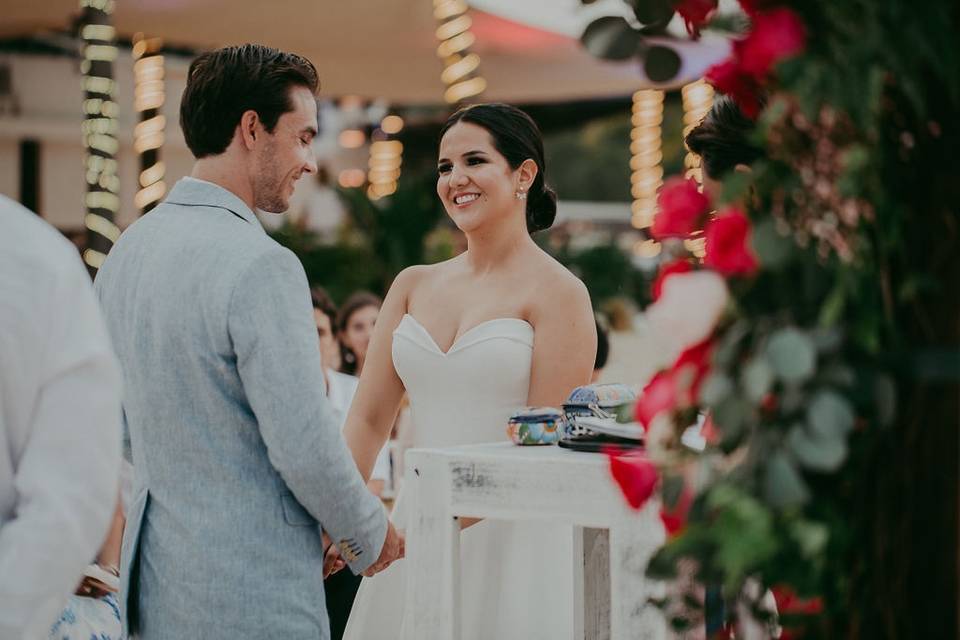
[[581, 16, 642, 60], [741, 357, 774, 403], [766, 328, 817, 384], [752, 218, 793, 269], [714, 396, 751, 453], [790, 520, 829, 559], [764, 452, 809, 508], [787, 423, 848, 472], [630, 0, 674, 26], [642, 45, 682, 83], [806, 390, 855, 440], [699, 372, 734, 406]]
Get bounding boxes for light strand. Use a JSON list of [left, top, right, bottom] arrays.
[[681, 79, 714, 259], [366, 114, 404, 200], [133, 33, 166, 214], [433, 0, 486, 105], [630, 89, 664, 231], [80, 0, 118, 275]]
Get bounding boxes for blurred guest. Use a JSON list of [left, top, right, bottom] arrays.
[[591, 318, 610, 383], [312, 288, 390, 640], [0, 195, 122, 638], [47, 503, 125, 639], [337, 292, 381, 376], [312, 287, 342, 374], [311, 288, 390, 496]]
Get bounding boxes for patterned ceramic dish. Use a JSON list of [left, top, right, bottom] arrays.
[[507, 407, 565, 445], [562, 383, 637, 437]]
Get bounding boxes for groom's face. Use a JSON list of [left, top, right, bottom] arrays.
[[252, 86, 319, 213]]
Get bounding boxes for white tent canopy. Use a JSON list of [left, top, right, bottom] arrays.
[[3, 0, 727, 104]]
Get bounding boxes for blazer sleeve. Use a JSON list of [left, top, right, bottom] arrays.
[[227, 246, 387, 575]]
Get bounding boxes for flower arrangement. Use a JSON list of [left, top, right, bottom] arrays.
[[582, 0, 960, 636]]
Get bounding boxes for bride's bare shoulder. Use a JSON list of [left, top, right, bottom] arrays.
[[388, 258, 460, 297], [527, 248, 591, 304]]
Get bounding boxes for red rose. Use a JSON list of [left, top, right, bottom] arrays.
[[651, 259, 693, 301], [606, 448, 659, 510], [651, 177, 711, 239], [634, 370, 678, 428], [634, 338, 713, 428], [675, 0, 718, 38], [704, 208, 760, 276], [772, 584, 824, 640], [737, 0, 778, 15], [673, 338, 713, 404], [705, 58, 763, 119], [700, 413, 719, 444], [736, 7, 807, 79]]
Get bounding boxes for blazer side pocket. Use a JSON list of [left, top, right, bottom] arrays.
[[280, 491, 317, 527]]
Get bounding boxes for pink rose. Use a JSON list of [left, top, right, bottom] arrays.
[[672, 338, 714, 405], [645, 270, 729, 362], [606, 448, 659, 510], [705, 58, 763, 119], [704, 208, 760, 276], [651, 259, 693, 301], [735, 7, 807, 79], [634, 370, 678, 428], [651, 177, 711, 239]]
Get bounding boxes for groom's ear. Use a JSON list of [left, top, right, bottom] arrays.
[[238, 109, 260, 151]]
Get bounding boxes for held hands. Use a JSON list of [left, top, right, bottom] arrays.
[[363, 521, 404, 577], [322, 522, 405, 579]]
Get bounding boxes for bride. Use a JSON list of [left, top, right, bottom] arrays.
[[341, 103, 597, 639]]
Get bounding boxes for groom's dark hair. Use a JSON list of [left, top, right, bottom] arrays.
[[180, 44, 319, 159]]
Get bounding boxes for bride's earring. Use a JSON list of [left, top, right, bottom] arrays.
[[515, 190, 527, 200]]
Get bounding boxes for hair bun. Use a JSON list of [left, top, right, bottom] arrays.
[[526, 185, 557, 233]]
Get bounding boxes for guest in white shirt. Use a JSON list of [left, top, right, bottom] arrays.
[[0, 195, 122, 638], [311, 288, 390, 494]]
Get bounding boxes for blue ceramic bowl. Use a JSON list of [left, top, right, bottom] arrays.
[[507, 407, 565, 445]]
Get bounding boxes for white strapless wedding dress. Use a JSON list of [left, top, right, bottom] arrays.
[[343, 314, 575, 640]]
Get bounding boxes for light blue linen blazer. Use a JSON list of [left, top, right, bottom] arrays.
[[94, 178, 387, 639]]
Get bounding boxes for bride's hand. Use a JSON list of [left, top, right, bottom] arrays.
[[323, 543, 346, 579]]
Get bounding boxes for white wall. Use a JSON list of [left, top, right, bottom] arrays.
[[0, 52, 192, 229]]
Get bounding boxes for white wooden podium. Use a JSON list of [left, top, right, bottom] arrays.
[[402, 442, 667, 640]]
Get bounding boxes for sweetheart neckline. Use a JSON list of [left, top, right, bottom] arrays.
[[398, 313, 532, 356]]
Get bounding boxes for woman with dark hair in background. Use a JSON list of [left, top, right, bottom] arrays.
[[337, 292, 381, 376], [340, 103, 597, 639]]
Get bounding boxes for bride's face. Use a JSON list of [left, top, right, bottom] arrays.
[[437, 122, 519, 234]]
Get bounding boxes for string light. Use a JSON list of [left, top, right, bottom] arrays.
[[80, 0, 118, 275], [132, 33, 165, 214], [681, 79, 714, 184], [681, 79, 714, 260], [367, 137, 403, 200], [338, 129, 366, 149], [630, 89, 664, 231], [434, 0, 486, 105]]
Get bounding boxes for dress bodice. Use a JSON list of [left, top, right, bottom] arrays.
[[392, 313, 533, 449]]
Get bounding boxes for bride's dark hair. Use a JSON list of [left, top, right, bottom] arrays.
[[439, 103, 557, 233]]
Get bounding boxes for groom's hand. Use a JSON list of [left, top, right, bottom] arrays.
[[362, 521, 404, 577]]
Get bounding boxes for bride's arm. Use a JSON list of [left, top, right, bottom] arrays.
[[343, 267, 422, 480], [527, 276, 597, 407]]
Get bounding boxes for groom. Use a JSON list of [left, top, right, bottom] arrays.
[[94, 44, 401, 639]]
